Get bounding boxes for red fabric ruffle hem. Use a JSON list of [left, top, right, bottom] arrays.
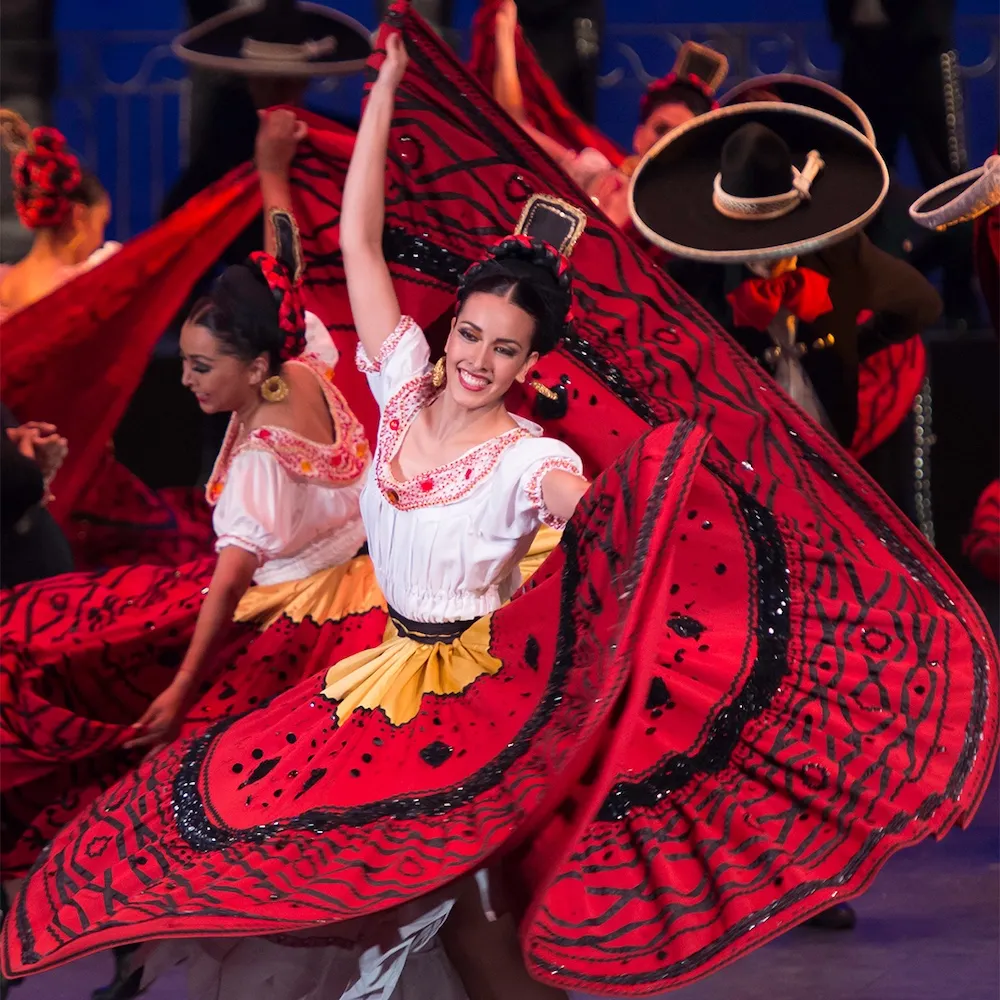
[[974, 200, 998, 335], [3, 8, 997, 994], [851, 334, 926, 458], [963, 479, 1000, 582], [0, 557, 386, 878]]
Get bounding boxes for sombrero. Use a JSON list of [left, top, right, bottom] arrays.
[[629, 102, 889, 263], [720, 73, 875, 144], [172, 0, 372, 78], [908, 155, 1000, 231]]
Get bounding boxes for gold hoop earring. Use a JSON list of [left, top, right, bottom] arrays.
[[531, 380, 558, 401], [431, 356, 446, 388], [260, 374, 289, 403]]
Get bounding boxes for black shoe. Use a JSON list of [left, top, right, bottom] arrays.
[[91, 944, 144, 1000], [805, 902, 857, 931]]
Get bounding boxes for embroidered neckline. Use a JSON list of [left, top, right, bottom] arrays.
[[206, 353, 369, 506], [375, 370, 532, 510]]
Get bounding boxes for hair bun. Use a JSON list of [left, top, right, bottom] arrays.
[[247, 251, 307, 362], [9, 124, 83, 230], [458, 235, 576, 355]]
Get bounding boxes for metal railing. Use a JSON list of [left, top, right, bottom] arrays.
[[3, 18, 997, 242]]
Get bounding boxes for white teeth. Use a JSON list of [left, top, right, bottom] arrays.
[[458, 369, 489, 390]]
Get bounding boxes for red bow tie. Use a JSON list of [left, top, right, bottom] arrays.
[[727, 267, 833, 331]]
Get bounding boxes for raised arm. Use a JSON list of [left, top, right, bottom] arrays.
[[341, 32, 408, 363], [254, 108, 309, 259], [492, 0, 577, 169]]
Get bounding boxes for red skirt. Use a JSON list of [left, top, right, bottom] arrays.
[[3, 419, 996, 992], [0, 555, 386, 879], [964, 479, 1000, 581], [852, 336, 927, 459], [67, 452, 215, 571], [3, 12, 997, 992]]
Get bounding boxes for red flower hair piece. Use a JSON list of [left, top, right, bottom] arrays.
[[248, 251, 307, 361], [639, 72, 720, 122], [10, 126, 83, 230]]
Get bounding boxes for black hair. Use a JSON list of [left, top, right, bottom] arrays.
[[186, 264, 284, 374], [456, 238, 572, 356], [641, 80, 714, 123], [71, 169, 107, 208]]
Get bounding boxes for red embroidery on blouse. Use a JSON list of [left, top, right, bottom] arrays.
[[375, 370, 531, 510], [206, 354, 370, 506], [355, 315, 419, 375], [524, 456, 584, 530]]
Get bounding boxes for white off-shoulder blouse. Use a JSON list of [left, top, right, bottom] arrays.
[[209, 313, 370, 586], [356, 316, 583, 623]]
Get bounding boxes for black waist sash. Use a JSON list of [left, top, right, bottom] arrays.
[[388, 606, 477, 645]]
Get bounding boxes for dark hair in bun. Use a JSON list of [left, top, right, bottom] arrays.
[[640, 77, 717, 123], [457, 236, 573, 356], [1, 112, 105, 230], [187, 254, 308, 374], [187, 265, 286, 375]]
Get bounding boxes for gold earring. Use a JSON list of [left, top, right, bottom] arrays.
[[260, 374, 289, 403], [531, 380, 558, 400], [432, 356, 446, 388]]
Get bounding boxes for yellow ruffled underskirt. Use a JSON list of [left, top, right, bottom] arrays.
[[233, 554, 385, 631], [321, 524, 562, 726]]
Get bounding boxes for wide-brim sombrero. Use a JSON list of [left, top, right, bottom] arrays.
[[629, 102, 889, 263], [719, 73, 875, 144], [172, 1, 372, 78], [909, 155, 1000, 231]]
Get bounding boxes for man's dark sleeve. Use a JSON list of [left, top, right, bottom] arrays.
[[1, 432, 44, 531], [853, 232, 943, 359]]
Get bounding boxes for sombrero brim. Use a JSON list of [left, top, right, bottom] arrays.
[[172, 2, 371, 78], [629, 103, 889, 264], [909, 157, 1000, 230], [719, 74, 875, 144]]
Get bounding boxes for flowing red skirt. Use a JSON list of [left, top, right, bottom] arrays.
[[0, 557, 386, 879], [2, 10, 997, 993], [964, 480, 1000, 581], [67, 452, 214, 571]]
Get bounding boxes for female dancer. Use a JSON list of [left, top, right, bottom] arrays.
[[2, 13, 996, 997], [0, 111, 117, 317], [484, 0, 724, 227], [0, 111, 384, 882]]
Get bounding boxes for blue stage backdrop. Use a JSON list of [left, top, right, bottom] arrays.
[[52, 1, 998, 242]]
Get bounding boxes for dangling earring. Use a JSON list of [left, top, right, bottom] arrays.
[[260, 374, 289, 403], [432, 356, 446, 388], [531, 380, 558, 400]]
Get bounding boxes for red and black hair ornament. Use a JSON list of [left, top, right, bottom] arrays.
[[639, 41, 729, 123], [458, 194, 587, 331], [248, 250, 307, 362], [1, 110, 84, 230]]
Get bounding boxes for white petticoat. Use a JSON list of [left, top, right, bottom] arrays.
[[140, 899, 467, 1000]]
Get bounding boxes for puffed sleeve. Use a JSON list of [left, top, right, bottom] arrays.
[[355, 316, 431, 409], [502, 436, 585, 533], [212, 451, 296, 564], [303, 311, 340, 369]]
